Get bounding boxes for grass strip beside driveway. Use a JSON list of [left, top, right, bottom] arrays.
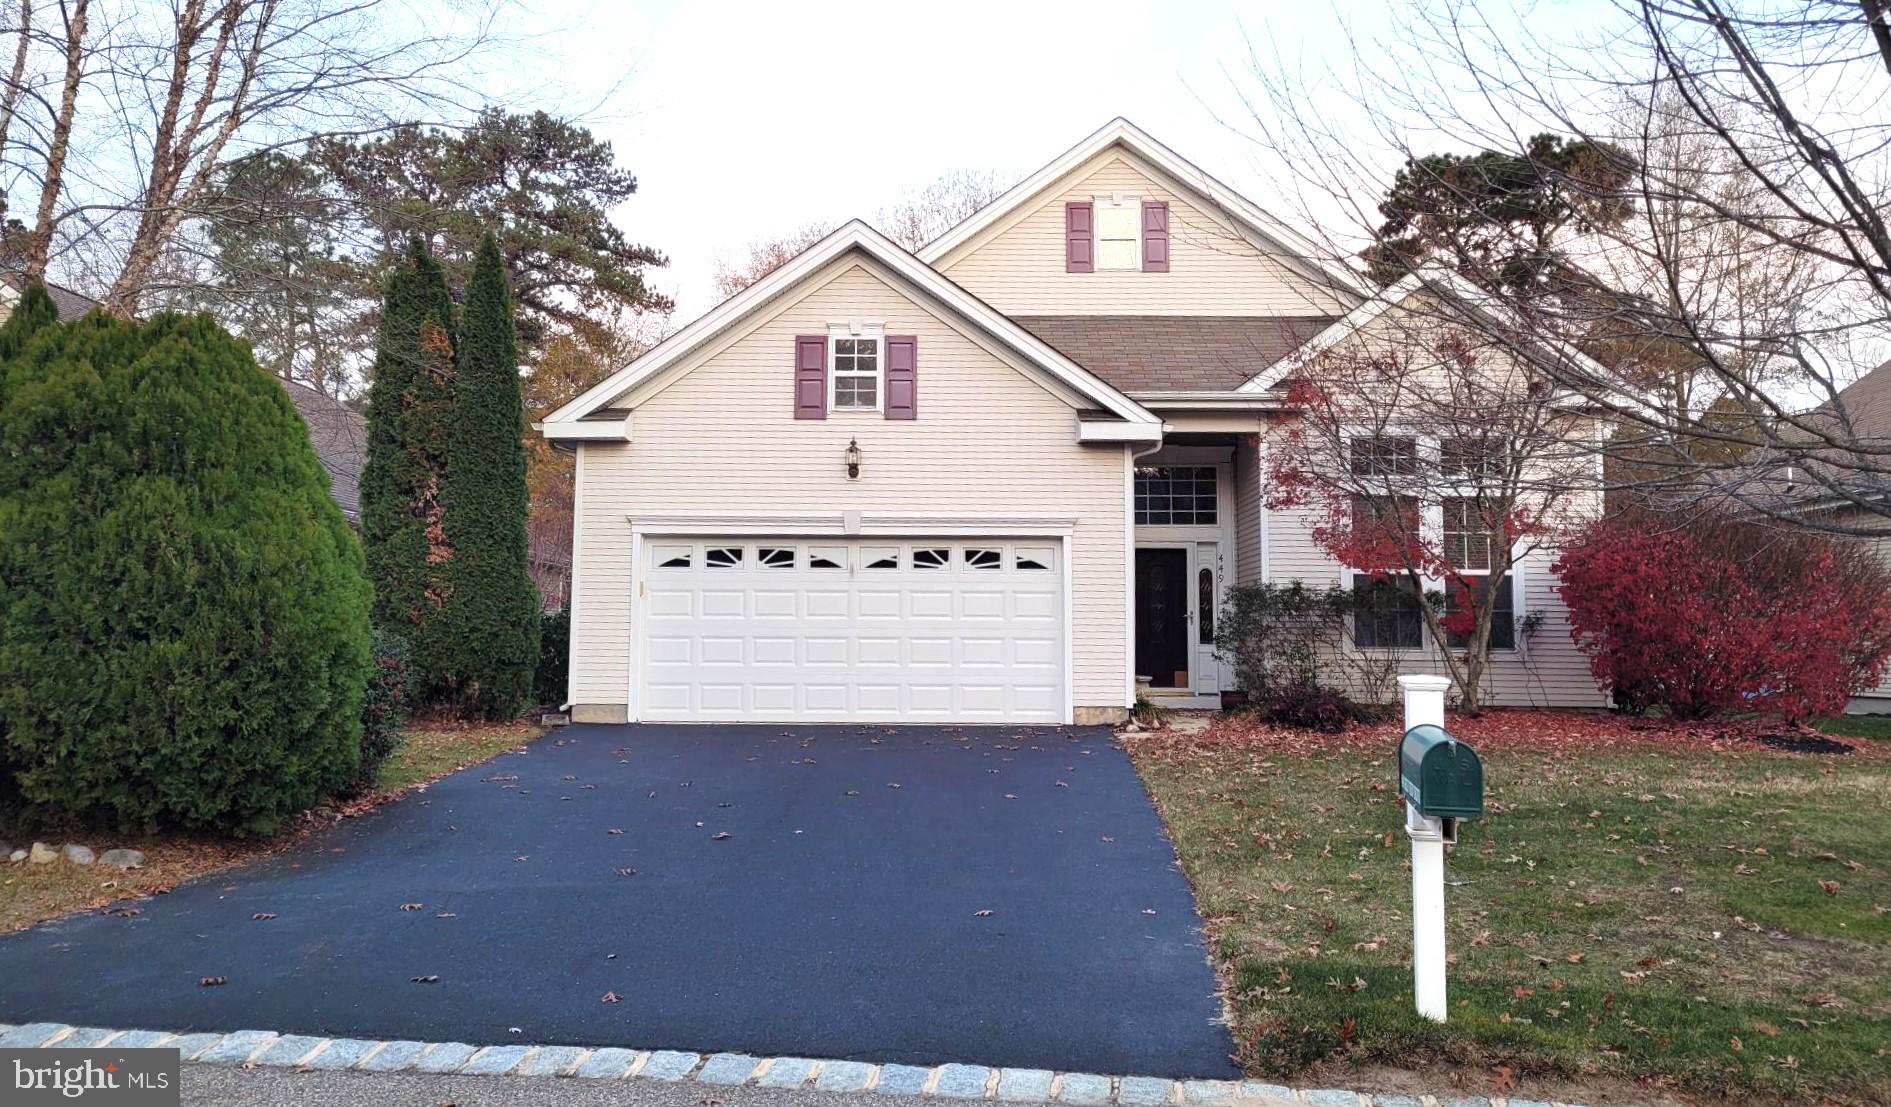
[[1127, 713, 1891, 1104]]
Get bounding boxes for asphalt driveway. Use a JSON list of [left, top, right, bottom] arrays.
[[0, 724, 1238, 1077]]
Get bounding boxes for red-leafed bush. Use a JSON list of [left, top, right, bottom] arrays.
[[1552, 510, 1891, 720]]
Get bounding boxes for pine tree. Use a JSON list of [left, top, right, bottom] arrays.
[[439, 231, 540, 717], [359, 238, 458, 689]]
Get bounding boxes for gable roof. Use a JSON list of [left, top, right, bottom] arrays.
[[543, 220, 1161, 435], [1237, 266, 1613, 394], [918, 117, 1371, 305], [279, 377, 366, 521], [0, 272, 101, 321], [1015, 315, 1337, 393]]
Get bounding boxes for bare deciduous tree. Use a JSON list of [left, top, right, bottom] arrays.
[[1233, 0, 1891, 533], [710, 168, 1014, 300], [0, 0, 499, 310]]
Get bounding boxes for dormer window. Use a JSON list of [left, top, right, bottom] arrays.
[[1094, 196, 1141, 270], [828, 323, 884, 412]]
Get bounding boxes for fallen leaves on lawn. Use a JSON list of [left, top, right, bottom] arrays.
[[1126, 707, 1889, 760], [1819, 879, 1842, 896]]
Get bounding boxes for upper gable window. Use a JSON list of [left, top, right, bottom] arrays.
[[1094, 197, 1141, 270], [828, 324, 883, 412]]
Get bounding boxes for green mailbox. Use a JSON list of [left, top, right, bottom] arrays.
[[1399, 724, 1484, 819]]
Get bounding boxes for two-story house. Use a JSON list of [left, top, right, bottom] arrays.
[[541, 119, 1607, 725]]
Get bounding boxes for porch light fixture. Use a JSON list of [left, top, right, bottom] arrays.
[[845, 437, 862, 480]]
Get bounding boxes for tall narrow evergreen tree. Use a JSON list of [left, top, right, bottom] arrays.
[[359, 238, 458, 686], [439, 231, 540, 717]]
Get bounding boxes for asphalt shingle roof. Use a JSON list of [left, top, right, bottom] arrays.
[[1013, 314, 1338, 393], [278, 378, 366, 521]]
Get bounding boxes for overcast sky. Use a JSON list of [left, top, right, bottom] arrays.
[[521, 0, 1391, 320]]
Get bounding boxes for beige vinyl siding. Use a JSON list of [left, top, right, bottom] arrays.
[[569, 258, 1128, 715], [1234, 443, 1262, 586], [937, 149, 1352, 317], [1261, 493, 1605, 707]]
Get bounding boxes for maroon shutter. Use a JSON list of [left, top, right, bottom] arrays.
[[1065, 202, 1093, 272], [884, 335, 917, 420], [1142, 201, 1169, 272], [794, 335, 827, 419]]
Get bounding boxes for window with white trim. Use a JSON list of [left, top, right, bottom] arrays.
[[1094, 199, 1140, 270], [1442, 496, 1514, 649], [829, 329, 882, 412], [1014, 547, 1054, 570], [1135, 466, 1217, 525]]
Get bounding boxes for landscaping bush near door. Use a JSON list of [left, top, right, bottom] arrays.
[[1553, 510, 1891, 720], [1218, 582, 1397, 727], [0, 289, 372, 835]]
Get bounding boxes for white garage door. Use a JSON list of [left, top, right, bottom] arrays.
[[638, 539, 1065, 723]]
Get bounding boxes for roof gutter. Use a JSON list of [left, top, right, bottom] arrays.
[[1130, 391, 1286, 411]]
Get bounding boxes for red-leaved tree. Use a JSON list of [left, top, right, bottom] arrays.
[[1552, 511, 1891, 721], [1265, 320, 1598, 712]]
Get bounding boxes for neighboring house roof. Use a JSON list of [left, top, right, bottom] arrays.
[[1015, 315, 1336, 393], [543, 220, 1162, 438], [0, 271, 101, 321], [1798, 357, 1891, 441], [279, 377, 366, 521], [918, 117, 1372, 305]]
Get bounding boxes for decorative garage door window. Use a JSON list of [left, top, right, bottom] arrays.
[[1135, 466, 1217, 525], [639, 540, 1064, 723]]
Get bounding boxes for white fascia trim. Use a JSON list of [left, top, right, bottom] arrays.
[[1237, 265, 1617, 398], [1132, 392, 1286, 411], [547, 220, 1159, 430], [1078, 418, 1165, 443], [628, 514, 1078, 538], [918, 117, 1371, 302], [1237, 273, 1423, 393], [537, 413, 632, 442]]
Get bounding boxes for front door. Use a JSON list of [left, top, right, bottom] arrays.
[[1135, 547, 1190, 688]]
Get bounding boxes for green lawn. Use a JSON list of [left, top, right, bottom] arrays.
[[373, 719, 542, 792], [1815, 715, 1891, 741], [1128, 716, 1891, 1104]]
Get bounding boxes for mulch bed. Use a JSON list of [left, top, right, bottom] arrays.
[[1136, 707, 1879, 760]]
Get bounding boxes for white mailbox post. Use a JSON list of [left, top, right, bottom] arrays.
[[1400, 674, 1454, 1023]]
